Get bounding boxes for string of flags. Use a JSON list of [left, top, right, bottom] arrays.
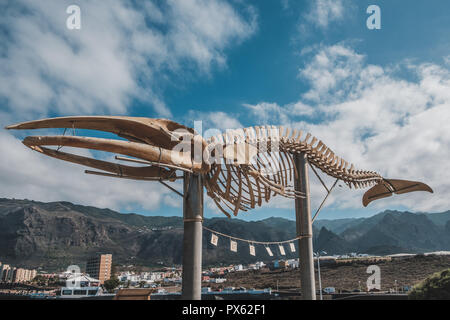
[[202, 226, 304, 257]]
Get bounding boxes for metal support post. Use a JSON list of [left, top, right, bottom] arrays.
[[181, 173, 203, 300], [294, 153, 316, 300]]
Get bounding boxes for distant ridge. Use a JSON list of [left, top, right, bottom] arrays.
[[0, 198, 449, 270]]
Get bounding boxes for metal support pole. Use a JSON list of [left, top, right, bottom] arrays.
[[181, 172, 203, 300], [317, 253, 323, 300], [294, 153, 316, 300]]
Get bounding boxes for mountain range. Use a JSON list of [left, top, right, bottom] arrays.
[[0, 198, 449, 270]]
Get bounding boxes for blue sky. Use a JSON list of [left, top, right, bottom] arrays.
[[161, 0, 450, 121], [1, 0, 449, 221]]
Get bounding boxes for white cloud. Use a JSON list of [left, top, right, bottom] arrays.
[[206, 111, 243, 131], [280, 0, 291, 11], [243, 101, 315, 125], [167, 0, 257, 71], [0, 0, 257, 121], [186, 110, 243, 133], [299, 44, 366, 103], [0, 131, 176, 212], [0, 0, 257, 214], [243, 44, 450, 213], [305, 0, 346, 29], [444, 55, 450, 66], [295, 0, 354, 42], [295, 0, 353, 38]]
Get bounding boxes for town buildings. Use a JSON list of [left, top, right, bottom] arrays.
[[13, 268, 38, 283], [0, 261, 37, 283], [0, 263, 11, 282], [86, 254, 112, 284]]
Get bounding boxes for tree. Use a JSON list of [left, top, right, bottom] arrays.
[[409, 268, 450, 300], [32, 275, 48, 286], [103, 277, 120, 292]]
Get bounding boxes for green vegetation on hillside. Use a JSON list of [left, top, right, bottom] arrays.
[[409, 268, 450, 300]]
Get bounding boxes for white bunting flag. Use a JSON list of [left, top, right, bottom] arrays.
[[249, 244, 256, 256], [230, 240, 237, 252], [289, 242, 296, 253], [211, 234, 218, 246], [265, 246, 273, 256], [279, 245, 286, 255]]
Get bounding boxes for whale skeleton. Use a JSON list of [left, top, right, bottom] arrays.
[[6, 116, 433, 217]]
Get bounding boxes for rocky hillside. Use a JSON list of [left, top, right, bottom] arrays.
[[0, 199, 300, 270], [315, 210, 450, 254], [0, 198, 449, 270]]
